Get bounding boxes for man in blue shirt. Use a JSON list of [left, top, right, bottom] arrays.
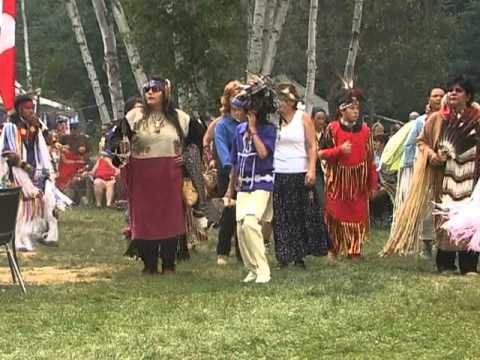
[[214, 80, 243, 265], [399, 86, 445, 258]]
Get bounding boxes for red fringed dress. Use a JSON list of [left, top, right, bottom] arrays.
[[321, 120, 377, 256]]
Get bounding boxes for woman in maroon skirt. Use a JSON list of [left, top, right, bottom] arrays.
[[123, 76, 190, 274]]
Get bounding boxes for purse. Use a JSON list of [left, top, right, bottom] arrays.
[[203, 167, 218, 197], [182, 177, 198, 207]]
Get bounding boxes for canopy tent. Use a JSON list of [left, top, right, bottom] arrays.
[[273, 74, 329, 115], [0, 82, 77, 129]]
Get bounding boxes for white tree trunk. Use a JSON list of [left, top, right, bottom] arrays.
[[165, 1, 188, 109], [184, 1, 209, 113], [343, 0, 364, 87], [261, 0, 290, 76], [65, 0, 111, 124], [261, 0, 277, 64], [92, 0, 124, 121], [247, 0, 267, 75], [243, 0, 255, 67], [20, 0, 33, 92], [173, 32, 189, 110], [110, 0, 147, 95], [305, 0, 318, 114]]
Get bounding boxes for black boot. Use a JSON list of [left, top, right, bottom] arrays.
[[421, 240, 433, 260], [436, 249, 457, 273], [294, 260, 306, 269]]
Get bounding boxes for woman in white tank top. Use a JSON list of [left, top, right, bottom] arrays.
[[272, 84, 331, 268], [273, 108, 309, 173]]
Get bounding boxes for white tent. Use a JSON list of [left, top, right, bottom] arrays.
[[0, 81, 74, 112]]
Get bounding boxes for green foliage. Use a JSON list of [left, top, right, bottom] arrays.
[[121, 0, 248, 114], [16, 0, 480, 124], [16, 0, 137, 123], [1, 207, 480, 359]]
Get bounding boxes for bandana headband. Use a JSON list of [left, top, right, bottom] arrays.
[[231, 96, 249, 110], [143, 79, 166, 92], [338, 97, 359, 111]]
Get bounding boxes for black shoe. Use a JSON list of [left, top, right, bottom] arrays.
[[141, 267, 158, 275], [294, 260, 306, 269], [37, 238, 59, 247], [437, 265, 457, 274], [161, 268, 176, 275], [276, 262, 288, 269]]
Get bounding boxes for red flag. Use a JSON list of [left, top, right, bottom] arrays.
[[0, 0, 17, 110]]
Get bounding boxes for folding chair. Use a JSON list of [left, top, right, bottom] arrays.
[[0, 187, 26, 294]]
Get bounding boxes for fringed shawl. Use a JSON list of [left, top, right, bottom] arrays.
[[383, 111, 444, 255], [383, 107, 480, 255]]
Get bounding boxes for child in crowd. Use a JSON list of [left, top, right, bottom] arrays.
[[90, 150, 120, 208]]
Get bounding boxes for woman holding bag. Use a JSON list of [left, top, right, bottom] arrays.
[[123, 76, 190, 275]]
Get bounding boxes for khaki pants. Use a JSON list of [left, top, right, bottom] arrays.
[[236, 190, 272, 279]]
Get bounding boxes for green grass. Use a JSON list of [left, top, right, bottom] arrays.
[[1, 208, 480, 359]]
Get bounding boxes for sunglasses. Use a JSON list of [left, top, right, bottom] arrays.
[[143, 80, 165, 93]]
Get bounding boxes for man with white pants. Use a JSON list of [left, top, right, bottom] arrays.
[[227, 92, 277, 284]]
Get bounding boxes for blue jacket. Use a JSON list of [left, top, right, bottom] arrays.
[[214, 115, 239, 170], [402, 114, 427, 168]]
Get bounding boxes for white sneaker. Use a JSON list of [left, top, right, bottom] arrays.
[[255, 275, 271, 284], [217, 256, 228, 265], [242, 272, 257, 283]]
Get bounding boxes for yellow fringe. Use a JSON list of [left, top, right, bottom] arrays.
[[325, 213, 368, 256], [382, 151, 434, 256], [326, 161, 369, 201]]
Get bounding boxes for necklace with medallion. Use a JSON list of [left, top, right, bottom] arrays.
[[147, 111, 166, 133]]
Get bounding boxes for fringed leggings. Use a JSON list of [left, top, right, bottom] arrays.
[[325, 213, 367, 257]]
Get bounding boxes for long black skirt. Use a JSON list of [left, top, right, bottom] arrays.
[[273, 173, 330, 264]]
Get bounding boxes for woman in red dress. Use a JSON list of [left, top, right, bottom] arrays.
[[123, 76, 190, 274], [320, 89, 377, 258]]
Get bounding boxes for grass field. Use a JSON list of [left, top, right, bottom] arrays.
[[1, 207, 480, 359]]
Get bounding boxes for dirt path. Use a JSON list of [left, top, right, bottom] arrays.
[[0, 265, 117, 285]]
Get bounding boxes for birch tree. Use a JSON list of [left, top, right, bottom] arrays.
[[247, 0, 290, 76], [65, 0, 111, 124], [261, 0, 277, 65], [247, 0, 267, 75], [185, 1, 209, 113], [110, 0, 147, 95], [260, 0, 290, 76], [92, 0, 124, 120], [166, 1, 189, 109], [343, 0, 364, 87], [20, 0, 33, 92], [243, 0, 255, 62], [305, 0, 318, 114]]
